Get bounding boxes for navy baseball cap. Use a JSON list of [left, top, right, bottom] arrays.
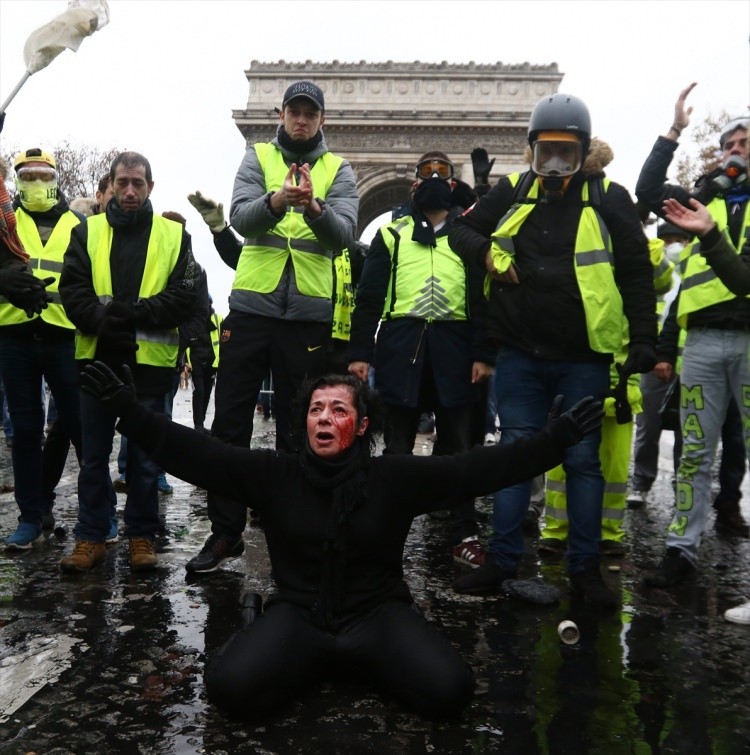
[[282, 81, 325, 111]]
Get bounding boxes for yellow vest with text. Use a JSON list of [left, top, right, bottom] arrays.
[[210, 311, 222, 367], [676, 197, 750, 328], [75, 214, 183, 366], [233, 144, 343, 301], [491, 174, 627, 354], [0, 208, 80, 328], [380, 216, 468, 321], [333, 250, 354, 341]]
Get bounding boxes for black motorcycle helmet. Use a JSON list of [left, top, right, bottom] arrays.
[[528, 93, 592, 158]]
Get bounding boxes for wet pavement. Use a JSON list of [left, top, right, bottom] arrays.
[[1, 389, 750, 754]]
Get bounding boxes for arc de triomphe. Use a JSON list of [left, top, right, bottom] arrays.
[[232, 61, 563, 236]]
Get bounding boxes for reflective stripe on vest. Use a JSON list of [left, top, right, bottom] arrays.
[[380, 216, 468, 321], [233, 144, 343, 300], [491, 173, 626, 354], [75, 214, 183, 366], [333, 250, 354, 341], [0, 209, 79, 328], [677, 198, 750, 328]]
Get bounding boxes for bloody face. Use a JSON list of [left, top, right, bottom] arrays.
[[306, 385, 368, 458]]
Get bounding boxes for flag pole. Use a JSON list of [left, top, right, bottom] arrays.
[[0, 71, 31, 116]]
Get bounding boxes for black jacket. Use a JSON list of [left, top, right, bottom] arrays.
[[449, 140, 656, 362], [118, 401, 572, 627], [60, 199, 198, 394], [635, 136, 750, 329], [348, 205, 495, 408]]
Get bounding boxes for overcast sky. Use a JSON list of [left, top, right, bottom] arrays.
[[0, 0, 748, 312]]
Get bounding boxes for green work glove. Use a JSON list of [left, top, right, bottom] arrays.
[[187, 191, 227, 233]]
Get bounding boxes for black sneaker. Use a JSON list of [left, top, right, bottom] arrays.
[[599, 539, 627, 558], [643, 546, 694, 588], [452, 561, 517, 594], [714, 499, 750, 538], [185, 534, 244, 574], [570, 563, 618, 609]]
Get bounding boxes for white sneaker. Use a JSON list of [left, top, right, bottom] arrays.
[[484, 432, 496, 445], [724, 600, 750, 625]]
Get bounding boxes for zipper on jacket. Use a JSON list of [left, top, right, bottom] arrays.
[[410, 321, 428, 364]]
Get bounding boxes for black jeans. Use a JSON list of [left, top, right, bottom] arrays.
[[382, 363, 479, 544], [205, 600, 475, 720], [190, 360, 216, 429], [207, 313, 330, 536]]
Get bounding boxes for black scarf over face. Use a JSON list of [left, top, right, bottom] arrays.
[[277, 126, 323, 157], [301, 436, 371, 629]]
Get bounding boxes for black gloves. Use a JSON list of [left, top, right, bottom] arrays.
[[471, 147, 495, 192], [0, 265, 54, 317], [96, 303, 138, 363], [105, 299, 136, 323], [80, 361, 137, 416], [97, 316, 137, 353], [546, 395, 604, 447], [622, 343, 656, 376]]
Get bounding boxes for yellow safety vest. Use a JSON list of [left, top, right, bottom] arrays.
[[490, 173, 627, 354], [75, 214, 183, 366], [677, 197, 750, 328], [233, 144, 343, 301], [380, 216, 468, 321], [333, 250, 354, 342], [0, 209, 80, 328]]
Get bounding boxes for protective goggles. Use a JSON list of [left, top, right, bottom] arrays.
[[532, 132, 582, 178], [16, 166, 58, 183], [415, 159, 454, 180]]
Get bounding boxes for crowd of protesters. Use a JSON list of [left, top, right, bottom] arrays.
[[0, 78, 748, 719]]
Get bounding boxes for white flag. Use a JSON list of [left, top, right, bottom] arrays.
[[23, 0, 110, 75]]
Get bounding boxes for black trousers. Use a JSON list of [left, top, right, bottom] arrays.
[[208, 313, 330, 535], [382, 365, 478, 543], [190, 360, 216, 429], [205, 600, 475, 720]]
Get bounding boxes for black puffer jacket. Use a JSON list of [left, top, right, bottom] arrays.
[[449, 139, 657, 362]]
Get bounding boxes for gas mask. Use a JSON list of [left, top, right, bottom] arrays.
[[532, 132, 583, 201], [694, 155, 749, 203]]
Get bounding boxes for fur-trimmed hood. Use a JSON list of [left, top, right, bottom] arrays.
[[523, 136, 613, 177]]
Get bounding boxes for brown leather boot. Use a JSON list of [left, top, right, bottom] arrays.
[[60, 541, 106, 573], [129, 537, 158, 570]]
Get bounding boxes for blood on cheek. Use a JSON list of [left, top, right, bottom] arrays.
[[332, 415, 357, 449]]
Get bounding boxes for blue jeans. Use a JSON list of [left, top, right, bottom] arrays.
[[0, 332, 81, 527], [491, 346, 610, 573], [77, 390, 164, 541]]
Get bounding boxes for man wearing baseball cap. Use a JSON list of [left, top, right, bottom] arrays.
[[186, 80, 359, 574]]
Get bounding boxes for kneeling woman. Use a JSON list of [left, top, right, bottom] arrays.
[[81, 364, 602, 719]]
